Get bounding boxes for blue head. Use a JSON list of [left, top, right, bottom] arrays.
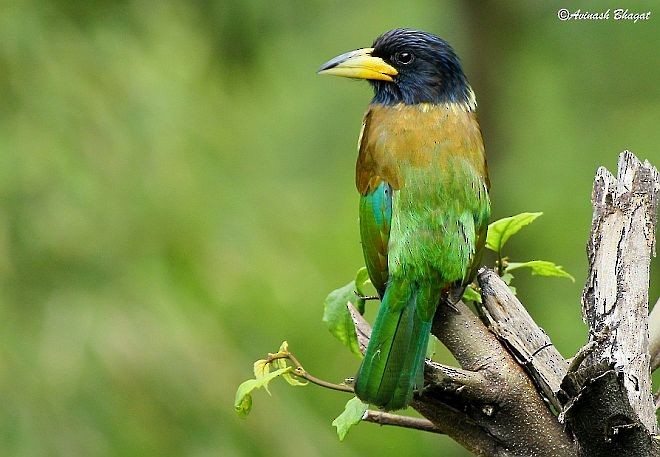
[[370, 29, 472, 106], [319, 29, 474, 107]]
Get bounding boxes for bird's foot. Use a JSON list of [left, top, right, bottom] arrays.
[[442, 296, 461, 313]]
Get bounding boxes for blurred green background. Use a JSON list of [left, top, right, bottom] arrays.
[[0, 1, 658, 456]]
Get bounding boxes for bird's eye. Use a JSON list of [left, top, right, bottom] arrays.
[[394, 52, 414, 65]]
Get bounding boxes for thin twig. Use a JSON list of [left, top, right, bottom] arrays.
[[363, 410, 444, 434], [266, 352, 354, 393], [423, 360, 489, 402], [567, 338, 601, 374], [292, 367, 354, 393]]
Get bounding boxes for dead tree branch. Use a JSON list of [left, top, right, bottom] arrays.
[[581, 152, 658, 431], [561, 151, 660, 455]]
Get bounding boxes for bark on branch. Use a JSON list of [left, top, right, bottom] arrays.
[[350, 294, 575, 455], [478, 268, 568, 410], [426, 299, 574, 456]]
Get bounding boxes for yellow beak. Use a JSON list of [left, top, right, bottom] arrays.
[[317, 48, 397, 82]]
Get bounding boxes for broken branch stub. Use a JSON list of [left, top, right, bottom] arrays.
[[581, 151, 659, 434]]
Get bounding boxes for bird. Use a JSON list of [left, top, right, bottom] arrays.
[[318, 29, 490, 411]]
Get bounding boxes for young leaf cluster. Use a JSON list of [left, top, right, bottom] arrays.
[[484, 212, 574, 294], [234, 341, 308, 417]]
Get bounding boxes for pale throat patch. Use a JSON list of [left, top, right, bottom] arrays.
[[406, 86, 477, 113]]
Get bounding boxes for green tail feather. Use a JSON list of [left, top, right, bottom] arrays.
[[354, 281, 436, 411]]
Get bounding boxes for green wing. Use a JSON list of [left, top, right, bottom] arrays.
[[359, 181, 392, 298]]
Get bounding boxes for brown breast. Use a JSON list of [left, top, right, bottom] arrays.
[[356, 103, 489, 195]]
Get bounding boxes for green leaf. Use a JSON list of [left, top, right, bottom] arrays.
[[499, 272, 517, 295], [486, 212, 543, 254], [277, 340, 289, 354], [462, 285, 482, 304], [234, 366, 293, 417], [355, 297, 366, 315], [426, 334, 440, 358], [234, 385, 252, 417], [280, 370, 309, 387], [355, 267, 372, 296], [332, 397, 368, 441], [354, 267, 374, 314], [253, 359, 270, 379], [506, 260, 575, 282], [323, 281, 362, 357]]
